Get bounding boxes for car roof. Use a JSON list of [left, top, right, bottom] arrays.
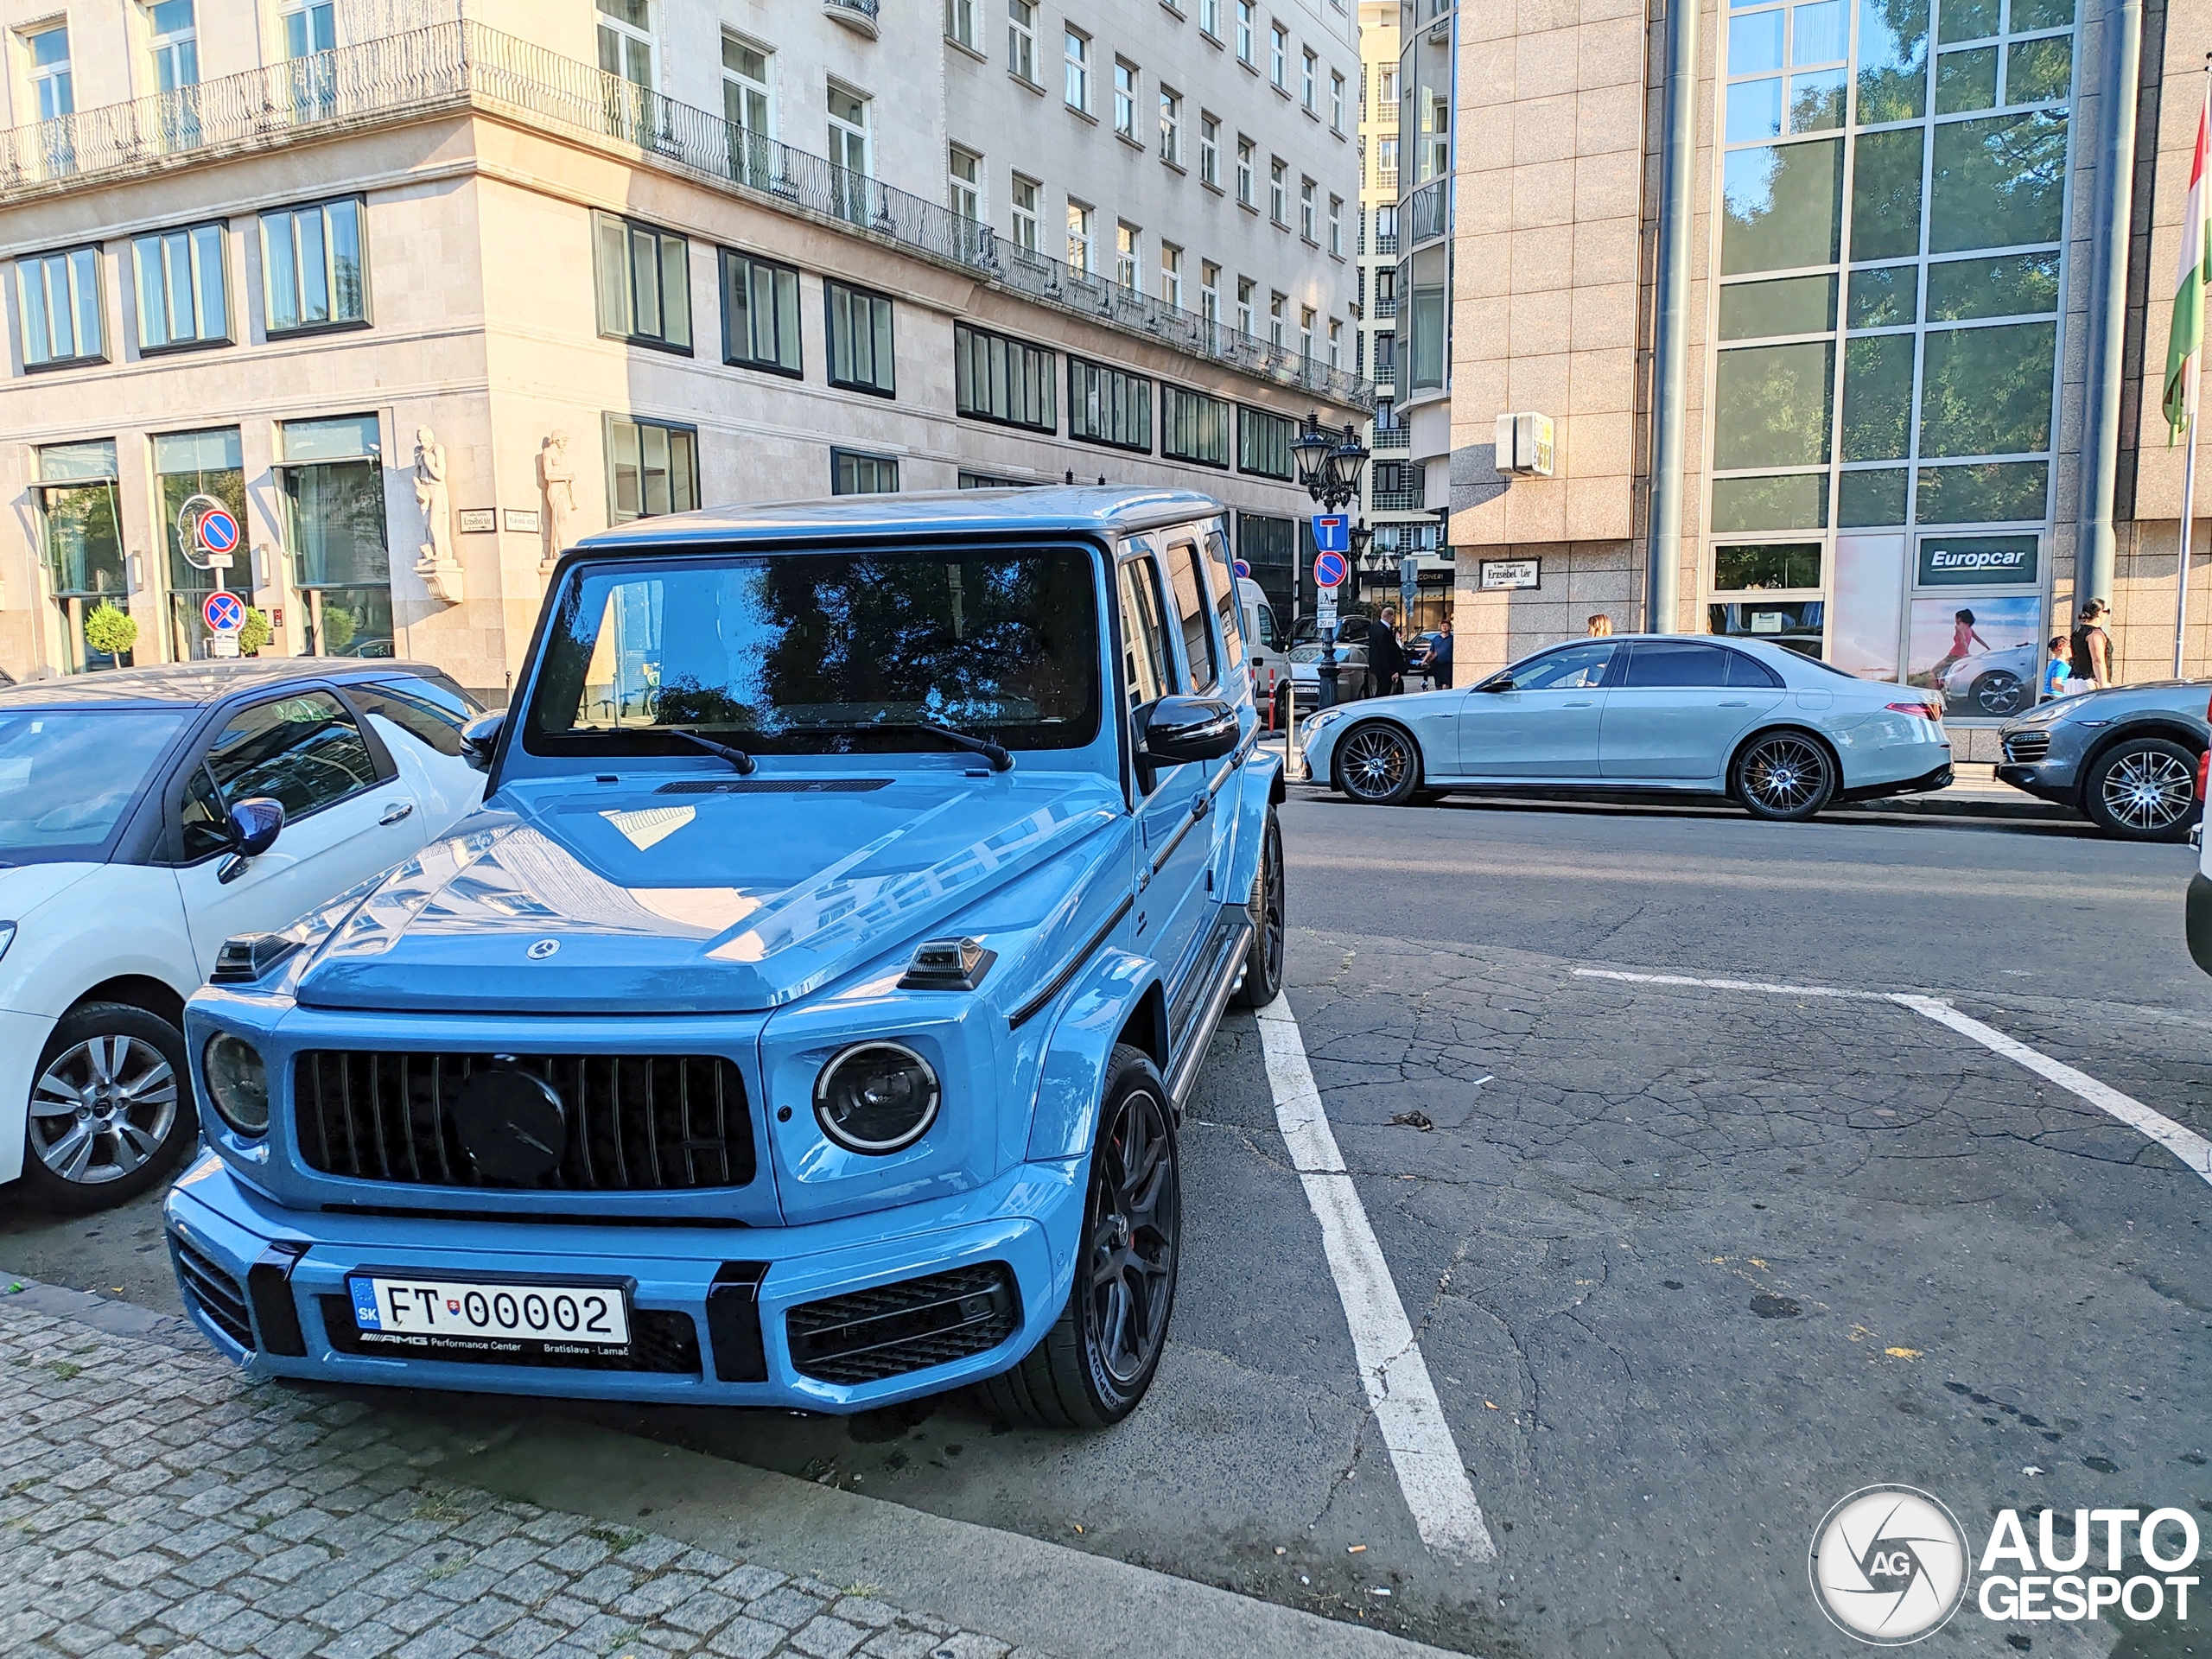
[[570, 486, 1226, 554], [0, 658, 445, 710]]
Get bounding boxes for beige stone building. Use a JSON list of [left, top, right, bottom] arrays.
[[1399, 0, 2212, 742], [0, 0, 1365, 697]]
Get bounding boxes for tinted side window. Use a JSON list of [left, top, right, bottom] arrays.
[[1201, 530, 1246, 674], [1621, 642, 1732, 688], [203, 691, 380, 823], [1723, 650, 1785, 687], [1117, 556, 1175, 709], [178, 764, 230, 861], [397, 671, 483, 718], [1510, 641, 1614, 690], [353, 683, 467, 757], [1165, 541, 1218, 693]]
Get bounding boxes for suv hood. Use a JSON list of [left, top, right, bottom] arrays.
[[295, 773, 1123, 1014]]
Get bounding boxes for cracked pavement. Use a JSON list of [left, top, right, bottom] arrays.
[[6, 795, 2211, 1656]]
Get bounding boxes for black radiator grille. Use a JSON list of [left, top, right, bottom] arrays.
[[293, 1052, 755, 1192], [173, 1238, 253, 1351], [786, 1263, 1020, 1386], [2003, 731, 2051, 764]]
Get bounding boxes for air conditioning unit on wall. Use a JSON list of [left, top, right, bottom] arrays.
[[1495, 411, 1555, 478]]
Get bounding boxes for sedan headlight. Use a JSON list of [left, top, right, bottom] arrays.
[[0, 921, 15, 963], [202, 1033, 270, 1136], [1300, 708, 1348, 741], [813, 1042, 940, 1154]]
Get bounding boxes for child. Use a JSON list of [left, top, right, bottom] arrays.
[[2043, 634, 2073, 700]]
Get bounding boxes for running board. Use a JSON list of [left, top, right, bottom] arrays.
[[1165, 912, 1254, 1112]]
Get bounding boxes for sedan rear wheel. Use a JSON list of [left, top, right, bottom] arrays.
[[1337, 722, 1421, 806], [20, 1002, 196, 1212], [2083, 738, 2201, 842], [1732, 730, 1835, 823]]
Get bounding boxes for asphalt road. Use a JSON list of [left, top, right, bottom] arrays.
[[7, 792, 2210, 1656]]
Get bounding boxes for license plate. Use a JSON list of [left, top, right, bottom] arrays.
[[346, 1274, 631, 1346]]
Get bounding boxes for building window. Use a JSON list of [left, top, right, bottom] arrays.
[[1160, 89, 1182, 164], [1011, 175, 1040, 251], [1200, 261, 1222, 337], [1115, 59, 1139, 138], [831, 448, 899, 495], [956, 321, 1057, 431], [16, 246, 105, 367], [1300, 307, 1315, 359], [1236, 276, 1255, 336], [1331, 70, 1345, 131], [1116, 223, 1141, 292], [1302, 48, 1318, 111], [1236, 137, 1255, 207], [1328, 318, 1342, 368], [720, 248, 800, 375], [825, 279, 895, 394], [945, 0, 979, 50], [282, 1, 335, 57], [1199, 0, 1220, 40], [1268, 292, 1287, 348], [1378, 133, 1399, 188], [28, 22, 73, 119], [1239, 406, 1294, 478], [723, 35, 774, 186], [605, 415, 699, 523], [827, 81, 872, 224], [1328, 194, 1344, 255], [261, 196, 365, 334], [1270, 23, 1287, 89], [1163, 385, 1230, 467], [950, 145, 982, 221], [1067, 201, 1094, 274], [1009, 0, 1037, 82], [1199, 114, 1220, 187], [1065, 28, 1089, 111], [593, 211, 690, 352], [149, 0, 199, 92], [132, 222, 228, 352], [33, 440, 124, 671], [1160, 244, 1183, 308], [1300, 177, 1317, 241], [960, 469, 1029, 488], [1269, 158, 1288, 224], [1070, 357, 1154, 451], [595, 0, 653, 88], [275, 416, 389, 660], [1235, 2, 1254, 67]]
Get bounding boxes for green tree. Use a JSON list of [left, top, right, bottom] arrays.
[[238, 606, 273, 657], [321, 604, 357, 652], [83, 602, 137, 664]]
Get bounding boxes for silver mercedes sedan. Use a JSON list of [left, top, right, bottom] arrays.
[[1298, 633, 1953, 823]]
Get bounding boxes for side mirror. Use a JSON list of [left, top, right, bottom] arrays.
[[461, 710, 505, 773], [1480, 677, 1515, 694], [1135, 695, 1240, 769], [218, 798, 284, 885]]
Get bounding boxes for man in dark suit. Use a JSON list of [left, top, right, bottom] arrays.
[[1370, 607, 1408, 696]]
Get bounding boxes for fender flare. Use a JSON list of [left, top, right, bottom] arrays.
[[1024, 946, 1160, 1164], [1222, 748, 1284, 904]]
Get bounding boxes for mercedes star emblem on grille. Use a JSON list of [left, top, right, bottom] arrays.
[[526, 939, 559, 960]]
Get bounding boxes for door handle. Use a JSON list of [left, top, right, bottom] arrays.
[[378, 800, 416, 826], [1719, 700, 1750, 708], [1564, 700, 1595, 708]]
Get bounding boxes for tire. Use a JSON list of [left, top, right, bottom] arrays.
[[18, 1001, 196, 1213], [1969, 670, 2027, 718], [2083, 737, 2202, 842], [1731, 728, 1836, 823], [984, 1044, 1180, 1430], [1336, 721, 1421, 806], [1230, 805, 1286, 1009]]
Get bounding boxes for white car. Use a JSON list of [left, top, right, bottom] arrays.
[[1300, 632, 1952, 822], [1939, 643, 2037, 718], [0, 661, 485, 1211]]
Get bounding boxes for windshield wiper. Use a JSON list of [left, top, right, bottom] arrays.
[[809, 722, 1014, 772], [663, 728, 757, 775]]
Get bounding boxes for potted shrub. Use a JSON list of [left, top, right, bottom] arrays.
[[82, 602, 137, 670]]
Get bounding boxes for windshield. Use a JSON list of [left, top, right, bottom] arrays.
[[0, 709, 182, 861], [525, 547, 1103, 756]]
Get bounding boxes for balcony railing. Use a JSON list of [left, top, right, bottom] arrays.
[[824, 0, 880, 30], [1370, 424, 1409, 452], [1372, 294, 1397, 318], [1374, 230, 1398, 257], [0, 19, 1372, 410], [1404, 177, 1450, 246], [1370, 486, 1425, 512], [1375, 166, 1398, 192]]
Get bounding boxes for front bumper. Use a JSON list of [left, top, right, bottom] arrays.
[[1993, 762, 2079, 805], [0, 1008, 54, 1185], [163, 1152, 1084, 1413]]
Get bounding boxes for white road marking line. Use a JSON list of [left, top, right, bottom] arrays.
[[1254, 995, 1497, 1565], [1572, 968, 2212, 1190]]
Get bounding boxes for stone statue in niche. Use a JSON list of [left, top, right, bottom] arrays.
[[539, 430, 576, 575], [411, 425, 464, 603]]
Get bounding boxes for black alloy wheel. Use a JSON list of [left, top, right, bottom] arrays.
[[1231, 804, 1287, 1008], [1337, 721, 1421, 806], [1732, 730, 1835, 822], [20, 1001, 197, 1213], [983, 1045, 1182, 1429], [2083, 737, 2202, 842]]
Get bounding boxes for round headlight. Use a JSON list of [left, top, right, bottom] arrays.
[[202, 1034, 269, 1136], [813, 1042, 940, 1154]]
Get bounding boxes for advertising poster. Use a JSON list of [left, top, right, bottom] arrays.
[[1905, 593, 2043, 719]]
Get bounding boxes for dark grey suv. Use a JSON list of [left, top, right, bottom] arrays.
[[1995, 681, 2209, 841]]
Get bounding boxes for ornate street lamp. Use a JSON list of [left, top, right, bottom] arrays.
[[1289, 413, 1338, 502]]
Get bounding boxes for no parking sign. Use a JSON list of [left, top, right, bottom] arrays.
[[202, 591, 245, 634]]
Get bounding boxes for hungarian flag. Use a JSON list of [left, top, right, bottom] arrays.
[[2165, 83, 2212, 442]]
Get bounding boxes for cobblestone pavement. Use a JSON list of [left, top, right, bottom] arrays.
[[0, 1296, 1047, 1659]]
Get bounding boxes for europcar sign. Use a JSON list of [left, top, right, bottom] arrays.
[[1918, 535, 2039, 587]]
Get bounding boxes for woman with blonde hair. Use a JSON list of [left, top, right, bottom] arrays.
[[1586, 614, 1613, 638]]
